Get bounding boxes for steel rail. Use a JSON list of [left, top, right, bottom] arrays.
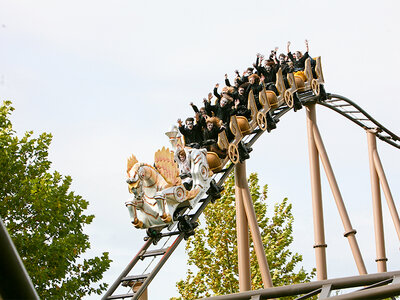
[[317, 93, 400, 149], [199, 271, 400, 300], [101, 238, 154, 299]]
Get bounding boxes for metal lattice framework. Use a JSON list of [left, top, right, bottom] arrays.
[[103, 58, 400, 300]]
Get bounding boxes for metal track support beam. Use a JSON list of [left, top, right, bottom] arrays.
[[307, 104, 367, 276], [235, 162, 273, 289], [373, 146, 400, 240], [367, 130, 387, 272], [306, 104, 328, 280], [235, 163, 251, 291]]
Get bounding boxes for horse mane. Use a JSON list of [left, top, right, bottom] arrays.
[[127, 154, 138, 175], [154, 147, 181, 186]]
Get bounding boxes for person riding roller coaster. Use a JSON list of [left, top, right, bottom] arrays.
[[174, 147, 193, 191], [222, 75, 251, 120], [204, 90, 237, 127], [177, 117, 203, 149], [253, 54, 279, 95], [287, 40, 310, 73], [277, 53, 294, 88], [202, 117, 226, 158], [245, 74, 277, 131]]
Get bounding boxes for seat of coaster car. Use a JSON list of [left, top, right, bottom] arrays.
[[291, 57, 325, 95]]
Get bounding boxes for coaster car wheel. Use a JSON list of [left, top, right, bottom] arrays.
[[256, 111, 267, 131], [228, 144, 240, 164], [311, 79, 320, 96], [284, 90, 294, 108], [177, 215, 198, 240]]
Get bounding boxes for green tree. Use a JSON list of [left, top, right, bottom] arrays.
[[0, 101, 111, 299], [174, 172, 315, 299]]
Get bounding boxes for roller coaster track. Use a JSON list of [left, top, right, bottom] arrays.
[[316, 93, 400, 149], [103, 71, 400, 299], [102, 104, 295, 299]]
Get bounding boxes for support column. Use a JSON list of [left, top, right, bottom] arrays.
[[367, 131, 387, 272], [373, 150, 400, 241], [235, 164, 251, 291], [236, 162, 273, 288], [312, 119, 367, 275], [306, 104, 328, 280]]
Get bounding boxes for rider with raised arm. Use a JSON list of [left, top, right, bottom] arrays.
[[253, 54, 279, 95], [287, 40, 310, 72], [204, 94, 236, 128], [277, 52, 294, 88], [177, 117, 203, 148], [245, 73, 277, 131]]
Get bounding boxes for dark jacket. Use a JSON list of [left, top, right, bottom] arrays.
[[277, 61, 294, 76], [255, 64, 279, 84], [179, 123, 203, 145], [203, 125, 224, 143], [204, 101, 236, 125], [288, 52, 310, 72]]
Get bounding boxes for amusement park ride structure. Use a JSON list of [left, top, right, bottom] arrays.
[[102, 58, 400, 300]]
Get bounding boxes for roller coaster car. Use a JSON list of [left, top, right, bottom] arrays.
[[125, 147, 212, 229], [206, 116, 243, 172], [206, 57, 326, 171], [205, 113, 249, 172], [207, 85, 281, 171], [289, 57, 325, 97]]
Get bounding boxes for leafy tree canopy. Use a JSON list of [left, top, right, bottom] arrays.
[[174, 172, 315, 299], [0, 101, 111, 299]]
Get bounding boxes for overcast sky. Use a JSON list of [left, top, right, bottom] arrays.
[[1, 0, 400, 299]]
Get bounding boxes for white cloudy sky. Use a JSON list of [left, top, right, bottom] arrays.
[[1, 0, 400, 299]]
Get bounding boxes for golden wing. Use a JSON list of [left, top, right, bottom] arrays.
[[127, 154, 138, 175], [154, 147, 181, 186]]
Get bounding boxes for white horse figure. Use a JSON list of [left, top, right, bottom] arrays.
[[125, 144, 211, 229]]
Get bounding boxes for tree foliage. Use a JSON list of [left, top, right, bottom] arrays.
[[174, 172, 315, 299], [0, 101, 111, 299]]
